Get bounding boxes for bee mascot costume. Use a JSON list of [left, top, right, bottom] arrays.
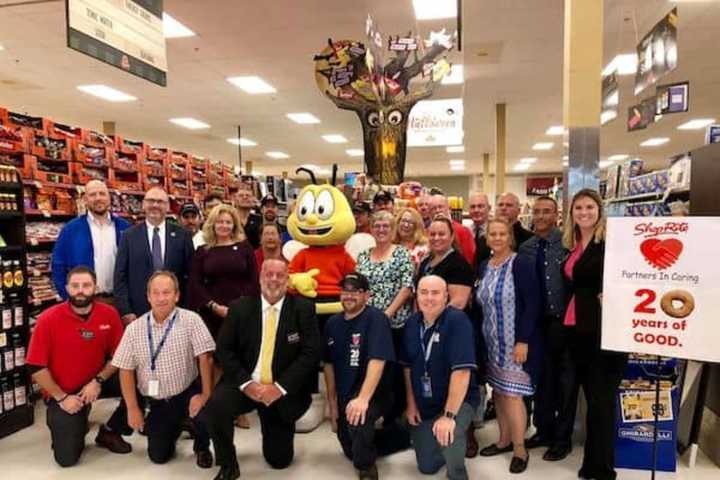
[[283, 166, 374, 431]]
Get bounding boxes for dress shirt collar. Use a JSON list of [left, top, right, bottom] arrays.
[[261, 295, 285, 315], [88, 211, 112, 227], [148, 307, 178, 326], [146, 219, 166, 234]]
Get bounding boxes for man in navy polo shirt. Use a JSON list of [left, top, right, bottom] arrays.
[[324, 272, 395, 480], [400, 275, 478, 480]]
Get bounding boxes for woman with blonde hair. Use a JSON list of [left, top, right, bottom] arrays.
[[562, 188, 626, 480], [189, 203, 259, 339], [393, 207, 428, 269]]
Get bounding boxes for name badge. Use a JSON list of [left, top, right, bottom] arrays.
[[148, 379, 160, 397], [421, 375, 432, 398], [433, 332, 440, 343], [287, 332, 300, 343]]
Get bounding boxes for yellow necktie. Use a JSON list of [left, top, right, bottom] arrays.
[[260, 306, 278, 384]]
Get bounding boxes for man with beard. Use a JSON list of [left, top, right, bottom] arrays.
[[204, 259, 321, 480], [323, 272, 396, 480], [260, 194, 289, 243], [179, 202, 202, 236], [51, 180, 130, 302], [27, 266, 132, 466], [114, 187, 194, 324], [235, 188, 262, 249]]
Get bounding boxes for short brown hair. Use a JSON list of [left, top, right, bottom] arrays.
[[66, 265, 96, 284], [146, 270, 180, 294]]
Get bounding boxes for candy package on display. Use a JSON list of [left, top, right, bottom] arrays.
[[25, 221, 64, 243]]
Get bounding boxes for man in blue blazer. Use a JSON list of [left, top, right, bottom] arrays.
[[52, 180, 131, 300], [113, 187, 194, 324]]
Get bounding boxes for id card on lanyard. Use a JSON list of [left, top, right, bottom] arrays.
[[419, 323, 440, 398], [146, 310, 178, 397]]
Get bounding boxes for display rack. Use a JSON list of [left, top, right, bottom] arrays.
[[0, 166, 34, 439]]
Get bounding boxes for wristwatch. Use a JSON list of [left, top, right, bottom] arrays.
[[94, 375, 105, 385], [443, 410, 456, 420]]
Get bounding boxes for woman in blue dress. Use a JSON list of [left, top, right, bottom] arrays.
[[476, 218, 540, 474]]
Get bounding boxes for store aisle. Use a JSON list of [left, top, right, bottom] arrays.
[[0, 400, 715, 479]]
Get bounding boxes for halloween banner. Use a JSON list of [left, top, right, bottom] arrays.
[[601, 217, 720, 362], [314, 15, 455, 184]]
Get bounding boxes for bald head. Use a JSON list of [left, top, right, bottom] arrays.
[[496, 192, 521, 224], [260, 259, 289, 304], [469, 192, 490, 226], [416, 194, 432, 222], [417, 275, 448, 322], [429, 194, 450, 219], [143, 187, 169, 225], [84, 180, 111, 216]]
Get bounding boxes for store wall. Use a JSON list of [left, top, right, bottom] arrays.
[[406, 175, 472, 199]]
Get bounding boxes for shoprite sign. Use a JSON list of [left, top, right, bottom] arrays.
[[66, 0, 167, 86], [602, 217, 720, 362]]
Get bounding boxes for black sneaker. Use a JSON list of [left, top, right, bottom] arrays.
[[357, 464, 378, 480]]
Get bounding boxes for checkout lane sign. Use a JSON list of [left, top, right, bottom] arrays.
[[602, 217, 720, 362]]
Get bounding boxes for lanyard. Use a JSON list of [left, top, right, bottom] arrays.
[[419, 323, 438, 375], [422, 248, 454, 276], [147, 310, 178, 372]]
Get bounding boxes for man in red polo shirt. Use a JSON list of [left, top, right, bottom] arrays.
[[27, 266, 132, 467]]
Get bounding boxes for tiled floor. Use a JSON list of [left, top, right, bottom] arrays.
[[0, 400, 717, 479]]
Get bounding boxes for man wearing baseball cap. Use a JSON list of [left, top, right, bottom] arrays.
[[352, 202, 372, 234], [179, 202, 201, 236], [260, 194, 289, 242], [372, 191, 394, 214], [323, 272, 396, 480]]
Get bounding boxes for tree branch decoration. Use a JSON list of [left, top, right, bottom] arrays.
[[314, 15, 456, 185]]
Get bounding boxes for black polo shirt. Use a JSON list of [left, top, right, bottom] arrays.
[[324, 305, 395, 405], [399, 307, 479, 420]]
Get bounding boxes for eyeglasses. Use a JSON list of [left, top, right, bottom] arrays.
[[399, 219, 415, 226], [371, 224, 392, 230], [145, 198, 168, 205]]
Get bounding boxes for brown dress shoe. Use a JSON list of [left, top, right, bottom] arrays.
[[95, 425, 132, 454], [465, 425, 479, 458]]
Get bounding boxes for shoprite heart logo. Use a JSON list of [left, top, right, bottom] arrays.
[[640, 238, 683, 270]]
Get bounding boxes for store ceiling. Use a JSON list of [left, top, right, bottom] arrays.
[[0, 0, 718, 179]]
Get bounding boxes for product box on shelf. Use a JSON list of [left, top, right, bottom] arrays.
[[168, 161, 188, 181], [605, 164, 621, 200], [110, 190, 143, 218], [0, 154, 34, 180], [142, 172, 167, 191], [168, 178, 191, 198], [668, 155, 691, 190], [108, 169, 141, 192], [208, 161, 224, 186], [618, 159, 644, 197], [0, 124, 30, 155], [112, 136, 146, 157], [31, 157, 72, 185], [147, 146, 170, 162], [70, 162, 110, 185], [113, 151, 141, 173], [223, 167, 241, 189], [0, 109, 50, 138], [73, 143, 113, 168], [79, 129, 114, 149], [30, 135, 72, 162]]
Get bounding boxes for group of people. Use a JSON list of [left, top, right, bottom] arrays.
[[24, 179, 625, 480]]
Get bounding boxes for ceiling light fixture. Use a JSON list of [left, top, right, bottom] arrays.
[[162, 13, 195, 38], [450, 164, 465, 171], [520, 157, 537, 164], [513, 164, 531, 171], [599, 160, 613, 169], [640, 137, 670, 147], [169, 117, 210, 130], [0, 44, 5, 51], [226, 138, 257, 147], [226, 76, 276, 94], [449, 159, 465, 166], [322, 134, 348, 144], [545, 126, 566, 136], [562, 161, 569, 167], [608, 154, 629, 161], [532, 142, 554, 151], [446, 145, 465, 153], [677, 118, 716, 130], [412, 0, 457, 20], [441, 65, 464, 85], [76, 85, 137, 102], [266, 151, 290, 159], [602, 53, 638, 76], [346, 149, 364, 157], [286, 113, 321, 124]]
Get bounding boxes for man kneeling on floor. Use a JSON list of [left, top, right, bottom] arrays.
[[401, 275, 479, 480], [324, 272, 397, 480], [27, 266, 133, 467], [112, 270, 215, 468], [204, 259, 322, 480]]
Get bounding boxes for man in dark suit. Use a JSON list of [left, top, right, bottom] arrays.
[[469, 192, 492, 270], [204, 259, 322, 480], [113, 187, 194, 324], [496, 192, 533, 247]]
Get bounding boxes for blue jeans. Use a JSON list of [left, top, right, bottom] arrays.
[[410, 403, 473, 480]]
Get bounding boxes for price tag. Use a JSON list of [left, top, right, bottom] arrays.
[[34, 181, 42, 188], [30, 238, 38, 246], [42, 210, 51, 218], [32, 269, 40, 277], [0, 333, 6, 348], [33, 299, 41, 306]]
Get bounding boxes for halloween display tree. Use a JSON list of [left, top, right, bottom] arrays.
[[314, 16, 456, 185]]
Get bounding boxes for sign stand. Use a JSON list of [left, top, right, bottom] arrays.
[[644, 356, 678, 480]]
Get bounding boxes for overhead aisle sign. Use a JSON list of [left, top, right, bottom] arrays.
[[602, 217, 720, 362], [66, 0, 167, 86]]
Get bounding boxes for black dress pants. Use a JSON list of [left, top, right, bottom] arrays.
[[533, 319, 579, 449], [45, 373, 130, 467], [144, 382, 210, 464], [204, 382, 296, 469], [337, 398, 387, 471], [572, 332, 628, 480]]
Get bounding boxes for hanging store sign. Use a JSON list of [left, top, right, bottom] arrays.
[[634, 8, 678, 95], [602, 72, 620, 125], [655, 82, 689, 115], [526, 176, 560, 196], [407, 98, 464, 147], [627, 97, 657, 132], [66, 0, 167, 87], [602, 217, 720, 363]]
